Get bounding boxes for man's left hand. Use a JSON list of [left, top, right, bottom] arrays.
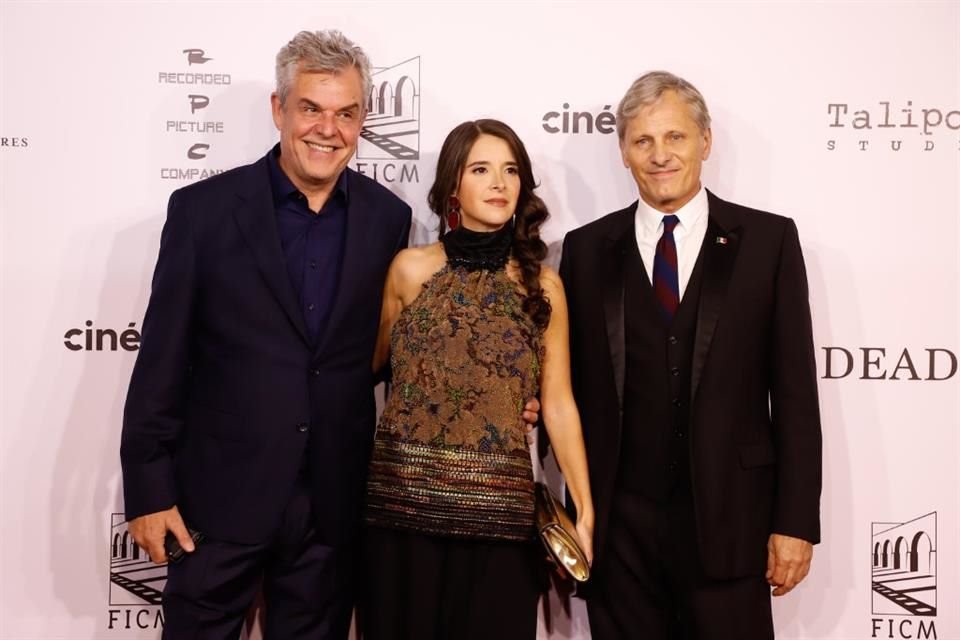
[[766, 533, 813, 596], [522, 397, 541, 444]]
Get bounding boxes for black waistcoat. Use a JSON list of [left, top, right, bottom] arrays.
[[618, 232, 707, 501]]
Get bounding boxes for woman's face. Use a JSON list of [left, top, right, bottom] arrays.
[[455, 134, 521, 232]]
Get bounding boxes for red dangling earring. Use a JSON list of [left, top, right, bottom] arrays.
[[447, 196, 461, 231]]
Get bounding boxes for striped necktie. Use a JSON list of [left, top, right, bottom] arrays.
[[652, 215, 680, 322]]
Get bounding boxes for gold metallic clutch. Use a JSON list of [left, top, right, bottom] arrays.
[[534, 482, 590, 582]]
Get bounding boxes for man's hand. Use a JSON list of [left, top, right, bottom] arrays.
[[128, 505, 194, 564], [766, 533, 813, 596], [523, 397, 541, 444]]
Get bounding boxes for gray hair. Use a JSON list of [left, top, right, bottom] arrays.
[[616, 71, 711, 140], [275, 30, 372, 108]]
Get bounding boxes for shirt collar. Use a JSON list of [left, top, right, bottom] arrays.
[[267, 143, 349, 209], [635, 185, 708, 234]]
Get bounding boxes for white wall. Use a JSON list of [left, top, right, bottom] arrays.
[[1, 2, 957, 638]]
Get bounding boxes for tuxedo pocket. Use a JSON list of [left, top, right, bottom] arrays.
[[738, 441, 776, 468]]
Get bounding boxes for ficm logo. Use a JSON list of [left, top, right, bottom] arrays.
[[108, 514, 166, 630], [358, 56, 420, 160], [353, 56, 421, 185], [871, 512, 938, 639]]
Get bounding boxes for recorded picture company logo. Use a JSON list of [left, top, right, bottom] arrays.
[[541, 103, 617, 135], [826, 100, 960, 152], [820, 346, 957, 381], [871, 512, 938, 639], [183, 48, 213, 65], [158, 47, 230, 181], [108, 514, 166, 630], [353, 56, 420, 184], [1, 136, 29, 149]]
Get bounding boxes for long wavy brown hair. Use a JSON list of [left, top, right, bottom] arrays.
[[427, 119, 552, 328]]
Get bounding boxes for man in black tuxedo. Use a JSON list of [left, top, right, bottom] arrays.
[[560, 71, 822, 639], [119, 31, 412, 639]]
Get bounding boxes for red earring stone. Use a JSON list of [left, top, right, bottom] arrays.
[[447, 196, 460, 230]]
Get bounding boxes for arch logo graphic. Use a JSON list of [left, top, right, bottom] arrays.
[[107, 514, 167, 630], [871, 512, 937, 617], [109, 514, 166, 605], [358, 57, 420, 160]]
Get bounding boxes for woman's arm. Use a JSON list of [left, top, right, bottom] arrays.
[[373, 245, 444, 374], [537, 266, 595, 562], [373, 251, 410, 373]]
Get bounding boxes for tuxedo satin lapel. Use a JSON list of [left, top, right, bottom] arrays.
[[314, 170, 372, 356], [691, 191, 742, 403], [232, 159, 310, 345], [602, 211, 636, 416]]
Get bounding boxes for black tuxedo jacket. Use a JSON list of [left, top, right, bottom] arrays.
[[560, 190, 821, 579], [120, 152, 411, 545]]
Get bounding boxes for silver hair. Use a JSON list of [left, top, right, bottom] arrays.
[[616, 71, 711, 140], [275, 30, 372, 108]]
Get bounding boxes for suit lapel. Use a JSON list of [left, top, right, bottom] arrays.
[[601, 204, 638, 416], [232, 157, 311, 345], [314, 169, 374, 356], [690, 190, 742, 403]]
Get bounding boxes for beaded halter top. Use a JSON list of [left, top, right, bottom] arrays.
[[365, 239, 542, 541]]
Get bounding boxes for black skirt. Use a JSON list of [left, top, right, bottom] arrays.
[[359, 526, 543, 640]]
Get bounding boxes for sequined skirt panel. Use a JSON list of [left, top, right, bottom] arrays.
[[365, 438, 536, 542]]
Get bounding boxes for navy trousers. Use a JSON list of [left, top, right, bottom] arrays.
[[162, 482, 354, 640]]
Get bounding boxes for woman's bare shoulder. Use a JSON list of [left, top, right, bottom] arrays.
[[533, 265, 566, 303], [390, 242, 446, 299], [538, 264, 563, 291]]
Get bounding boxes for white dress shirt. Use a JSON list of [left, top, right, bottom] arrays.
[[634, 187, 709, 301]]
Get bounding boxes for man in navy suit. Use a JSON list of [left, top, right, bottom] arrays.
[[120, 31, 412, 639]]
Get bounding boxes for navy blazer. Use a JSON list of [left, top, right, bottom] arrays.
[[120, 151, 412, 545], [560, 191, 822, 579]]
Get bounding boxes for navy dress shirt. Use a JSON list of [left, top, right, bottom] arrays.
[[267, 144, 348, 343]]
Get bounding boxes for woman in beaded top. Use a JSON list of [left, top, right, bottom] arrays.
[[360, 119, 593, 639]]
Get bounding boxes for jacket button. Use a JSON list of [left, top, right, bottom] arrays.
[[674, 430, 684, 438], [672, 398, 682, 407], [668, 335, 678, 345], [296, 422, 309, 433], [670, 367, 680, 376], [310, 368, 320, 376]]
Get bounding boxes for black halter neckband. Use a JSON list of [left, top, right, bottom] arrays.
[[440, 223, 513, 272]]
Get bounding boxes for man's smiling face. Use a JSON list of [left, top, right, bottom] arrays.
[[619, 89, 712, 213], [271, 64, 365, 197]]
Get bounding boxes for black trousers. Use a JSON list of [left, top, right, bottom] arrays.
[[360, 526, 542, 640], [162, 482, 354, 640], [588, 482, 774, 640]]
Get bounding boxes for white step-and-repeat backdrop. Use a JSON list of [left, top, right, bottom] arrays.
[[1, 2, 957, 639]]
